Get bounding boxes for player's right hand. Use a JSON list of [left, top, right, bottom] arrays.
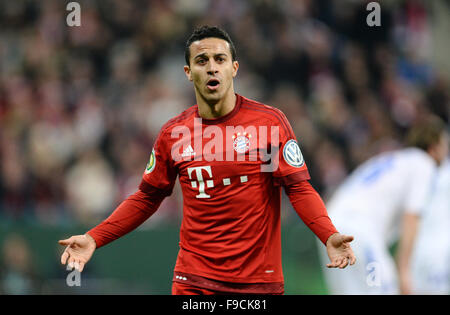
[[58, 234, 96, 272]]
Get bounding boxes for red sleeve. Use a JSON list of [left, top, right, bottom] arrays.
[[284, 180, 338, 245], [271, 108, 310, 186], [142, 128, 177, 194], [86, 180, 169, 248]]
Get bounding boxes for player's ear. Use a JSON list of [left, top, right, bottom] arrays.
[[232, 61, 239, 78], [184, 65, 193, 81]]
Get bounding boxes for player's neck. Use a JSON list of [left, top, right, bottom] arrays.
[[196, 89, 236, 120]]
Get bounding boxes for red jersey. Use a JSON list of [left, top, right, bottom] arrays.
[[144, 94, 312, 281], [88, 94, 337, 294]]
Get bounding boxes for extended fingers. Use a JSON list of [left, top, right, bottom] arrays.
[[66, 257, 85, 272], [327, 257, 343, 268], [327, 253, 356, 269], [338, 257, 349, 269], [78, 261, 85, 272], [72, 260, 85, 272], [343, 235, 354, 243], [58, 237, 75, 246], [67, 256, 76, 269], [61, 250, 69, 265], [349, 253, 357, 265]]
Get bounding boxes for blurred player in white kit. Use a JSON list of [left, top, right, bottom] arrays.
[[411, 157, 450, 295], [318, 115, 449, 294]]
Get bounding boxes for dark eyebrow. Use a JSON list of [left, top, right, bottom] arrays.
[[194, 53, 208, 60], [194, 53, 228, 60]]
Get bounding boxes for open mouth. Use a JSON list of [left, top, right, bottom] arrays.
[[206, 79, 220, 90]]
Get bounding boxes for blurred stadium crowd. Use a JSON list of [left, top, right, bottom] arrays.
[[1, 0, 449, 295], [0, 0, 449, 227]]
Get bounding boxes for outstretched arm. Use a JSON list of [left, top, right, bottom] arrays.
[[85, 181, 168, 248], [284, 180, 356, 269], [59, 180, 168, 271]]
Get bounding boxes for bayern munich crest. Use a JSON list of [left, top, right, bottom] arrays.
[[283, 139, 304, 167], [232, 132, 251, 154]]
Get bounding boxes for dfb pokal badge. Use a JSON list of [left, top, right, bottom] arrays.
[[145, 148, 156, 174], [232, 132, 251, 154]]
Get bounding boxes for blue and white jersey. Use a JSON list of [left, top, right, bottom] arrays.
[[327, 148, 438, 245]]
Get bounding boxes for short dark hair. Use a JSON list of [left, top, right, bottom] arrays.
[[185, 25, 237, 65], [405, 115, 447, 151]]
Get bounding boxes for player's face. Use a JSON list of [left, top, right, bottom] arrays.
[[184, 38, 239, 103]]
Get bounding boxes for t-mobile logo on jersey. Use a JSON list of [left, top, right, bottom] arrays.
[[188, 166, 249, 198], [188, 166, 214, 198]]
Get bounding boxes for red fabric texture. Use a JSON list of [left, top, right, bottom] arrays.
[[171, 280, 284, 295], [86, 182, 167, 248], [284, 180, 338, 244], [172, 271, 284, 294]]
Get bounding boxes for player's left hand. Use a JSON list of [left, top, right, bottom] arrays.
[[325, 233, 356, 269]]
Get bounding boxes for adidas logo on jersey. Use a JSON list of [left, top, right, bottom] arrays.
[[181, 145, 196, 158]]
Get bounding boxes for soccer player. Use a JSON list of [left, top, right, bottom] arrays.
[[411, 157, 450, 294], [318, 116, 449, 295], [59, 26, 355, 295]]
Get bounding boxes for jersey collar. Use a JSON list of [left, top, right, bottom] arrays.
[[195, 94, 242, 125]]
